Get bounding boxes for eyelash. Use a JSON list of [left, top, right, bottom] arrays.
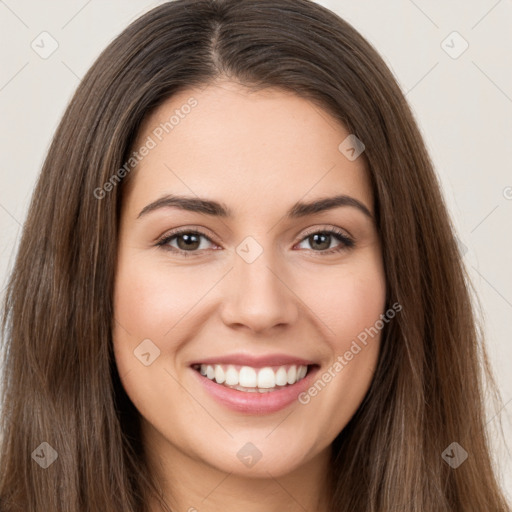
[[155, 226, 355, 257]]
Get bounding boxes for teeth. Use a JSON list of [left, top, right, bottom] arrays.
[[257, 367, 275, 388], [287, 365, 297, 384], [197, 363, 309, 390], [225, 365, 239, 385], [239, 366, 257, 387], [214, 365, 225, 384], [275, 367, 288, 386]]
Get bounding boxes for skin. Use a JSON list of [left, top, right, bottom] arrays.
[[113, 81, 386, 512]]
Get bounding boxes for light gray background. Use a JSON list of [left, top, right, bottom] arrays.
[[1, 0, 511, 501]]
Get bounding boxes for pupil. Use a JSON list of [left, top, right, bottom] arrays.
[[311, 233, 329, 250], [178, 233, 200, 250]]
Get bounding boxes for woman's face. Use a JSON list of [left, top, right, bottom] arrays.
[[113, 81, 386, 479]]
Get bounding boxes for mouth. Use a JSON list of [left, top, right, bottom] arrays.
[[191, 363, 316, 393], [189, 353, 321, 414]]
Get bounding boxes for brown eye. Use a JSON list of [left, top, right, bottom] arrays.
[[296, 228, 354, 254], [156, 227, 354, 257], [174, 232, 202, 251], [156, 229, 215, 256], [307, 233, 331, 251]]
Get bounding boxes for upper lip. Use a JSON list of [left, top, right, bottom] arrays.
[[189, 353, 317, 368]]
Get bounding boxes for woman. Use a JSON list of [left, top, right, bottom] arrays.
[[0, 0, 509, 510]]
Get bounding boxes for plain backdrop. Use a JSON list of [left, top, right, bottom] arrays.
[[1, 0, 511, 501]]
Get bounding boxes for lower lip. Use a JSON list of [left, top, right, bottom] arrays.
[[191, 365, 319, 414]]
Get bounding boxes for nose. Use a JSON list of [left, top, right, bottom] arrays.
[[219, 249, 299, 335]]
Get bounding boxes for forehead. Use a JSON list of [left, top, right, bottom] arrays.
[[124, 81, 373, 218]]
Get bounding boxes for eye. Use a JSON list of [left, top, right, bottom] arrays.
[[156, 226, 355, 257], [156, 228, 217, 256], [295, 227, 355, 255]]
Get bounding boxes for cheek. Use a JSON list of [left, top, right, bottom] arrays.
[[336, 273, 386, 344], [111, 255, 223, 409], [113, 256, 205, 340], [294, 252, 386, 431], [111, 257, 181, 390], [111, 257, 193, 425], [304, 254, 387, 347]]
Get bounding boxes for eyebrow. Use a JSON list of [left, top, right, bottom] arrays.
[[137, 193, 374, 221]]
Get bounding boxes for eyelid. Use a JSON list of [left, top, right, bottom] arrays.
[[299, 224, 354, 241], [156, 225, 218, 244]]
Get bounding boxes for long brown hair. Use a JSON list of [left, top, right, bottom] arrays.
[[1, 0, 509, 510]]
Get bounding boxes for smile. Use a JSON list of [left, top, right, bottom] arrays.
[[189, 353, 320, 414], [192, 363, 309, 392]]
